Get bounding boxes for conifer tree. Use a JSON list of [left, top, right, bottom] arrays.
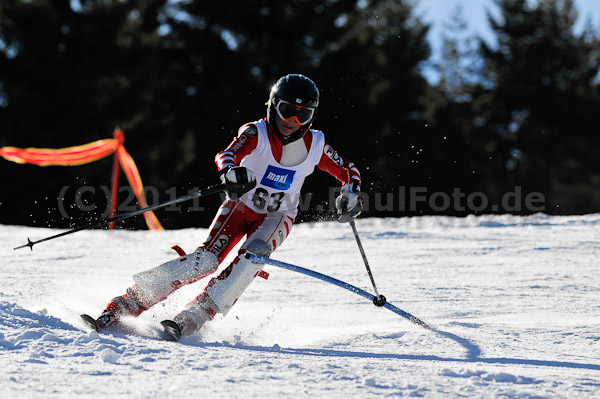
[[479, 0, 600, 212]]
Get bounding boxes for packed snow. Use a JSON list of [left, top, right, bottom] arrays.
[[1, 214, 599, 398]]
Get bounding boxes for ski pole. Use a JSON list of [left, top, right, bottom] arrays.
[[349, 219, 387, 307], [247, 253, 430, 329], [14, 183, 227, 251]]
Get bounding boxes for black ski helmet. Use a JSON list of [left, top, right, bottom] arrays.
[[267, 74, 319, 144]]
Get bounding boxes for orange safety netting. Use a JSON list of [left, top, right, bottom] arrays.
[[0, 129, 163, 230]]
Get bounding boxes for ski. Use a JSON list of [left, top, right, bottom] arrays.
[[80, 313, 177, 341], [160, 320, 182, 342], [80, 314, 101, 332]]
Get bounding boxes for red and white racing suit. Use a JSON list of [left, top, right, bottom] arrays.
[[104, 117, 360, 336], [204, 117, 361, 261]]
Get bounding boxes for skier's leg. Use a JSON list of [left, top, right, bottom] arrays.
[[90, 200, 253, 332], [94, 249, 219, 330], [130, 198, 247, 309], [167, 213, 293, 338], [167, 292, 218, 338], [131, 249, 219, 306], [196, 199, 250, 262], [207, 213, 294, 317]]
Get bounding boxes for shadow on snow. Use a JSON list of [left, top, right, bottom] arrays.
[[182, 328, 600, 372]]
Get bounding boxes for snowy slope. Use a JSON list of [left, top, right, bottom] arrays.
[[1, 214, 599, 398]]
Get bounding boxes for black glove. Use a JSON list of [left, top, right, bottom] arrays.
[[335, 182, 362, 223], [220, 166, 257, 199]]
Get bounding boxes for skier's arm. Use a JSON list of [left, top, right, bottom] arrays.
[[214, 124, 259, 171], [316, 141, 361, 189], [317, 142, 362, 222]]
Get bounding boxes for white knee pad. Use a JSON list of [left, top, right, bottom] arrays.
[[241, 238, 272, 257], [205, 248, 266, 316], [133, 250, 219, 307]]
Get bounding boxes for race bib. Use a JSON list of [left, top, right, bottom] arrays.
[[260, 165, 296, 191]]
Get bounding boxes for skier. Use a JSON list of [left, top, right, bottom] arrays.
[[81, 74, 363, 341]]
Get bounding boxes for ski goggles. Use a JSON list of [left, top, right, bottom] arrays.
[[275, 99, 316, 125]]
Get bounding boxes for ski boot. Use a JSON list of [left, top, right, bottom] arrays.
[[160, 292, 216, 341], [81, 290, 144, 333]]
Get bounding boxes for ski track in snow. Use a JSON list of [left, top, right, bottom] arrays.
[[1, 214, 599, 398]]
